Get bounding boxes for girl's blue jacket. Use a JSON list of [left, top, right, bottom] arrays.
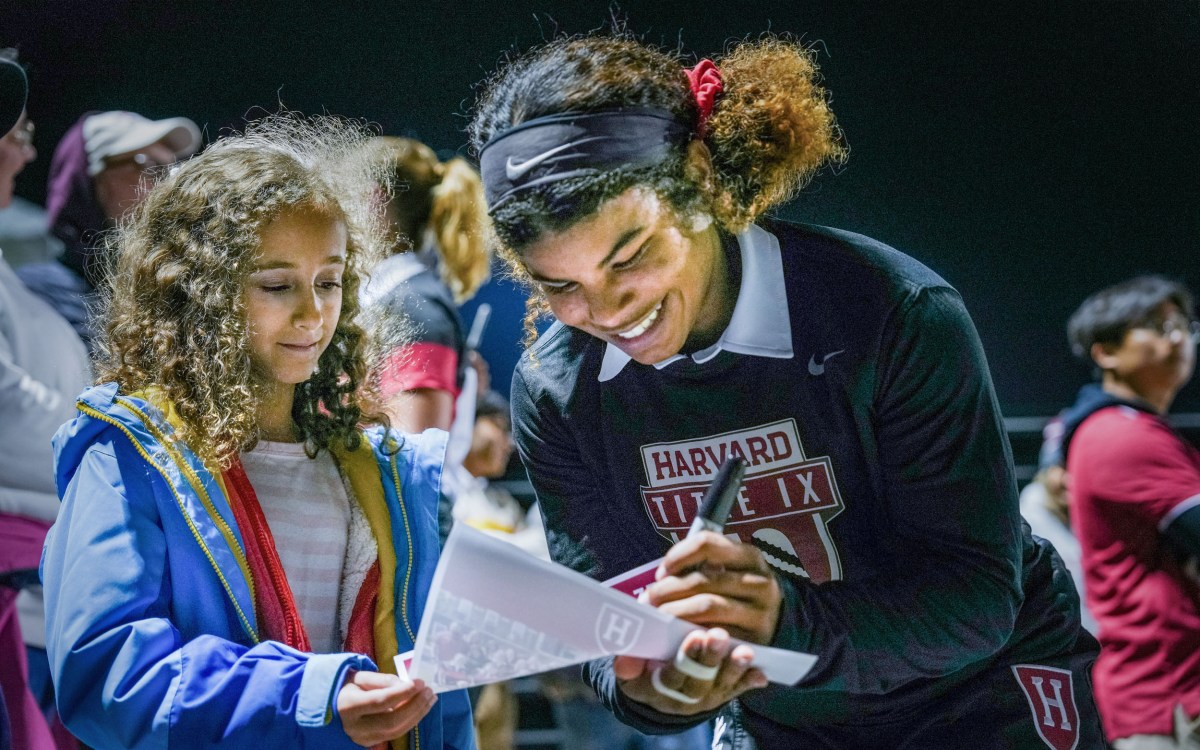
[[41, 383, 474, 749]]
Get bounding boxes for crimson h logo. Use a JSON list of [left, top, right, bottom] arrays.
[[1012, 664, 1080, 750]]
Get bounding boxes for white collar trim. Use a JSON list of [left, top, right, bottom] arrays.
[[597, 224, 793, 382]]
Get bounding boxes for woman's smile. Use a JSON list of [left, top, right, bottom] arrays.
[[617, 301, 663, 340]]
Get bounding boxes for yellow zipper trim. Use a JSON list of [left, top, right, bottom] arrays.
[[388, 449, 417, 643], [114, 397, 257, 607], [388, 444, 420, 750], [391, 441, 420, 750], [77, 402, 259, 644], [336, 437, 419, 750]]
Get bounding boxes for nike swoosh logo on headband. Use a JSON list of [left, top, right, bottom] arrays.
[[505, 142, 577, 180]]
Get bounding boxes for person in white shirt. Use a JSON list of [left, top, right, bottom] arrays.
[[1018, 417, 1098, 635]]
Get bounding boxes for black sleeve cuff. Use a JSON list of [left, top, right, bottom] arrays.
[[584, 656, 722, 735]]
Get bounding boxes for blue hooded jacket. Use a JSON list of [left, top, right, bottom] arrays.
[[41, 383, 474, 749]]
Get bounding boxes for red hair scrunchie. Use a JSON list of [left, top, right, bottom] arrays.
[[686, 59, 724, 139]]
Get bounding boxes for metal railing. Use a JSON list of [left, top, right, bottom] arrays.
[[1006, 413, 1200, 484]]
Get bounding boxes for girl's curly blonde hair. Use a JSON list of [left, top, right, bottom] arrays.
[[96, 114, 391, 468]]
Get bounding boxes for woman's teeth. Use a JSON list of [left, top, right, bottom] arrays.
[[618, 303, 662, 339]]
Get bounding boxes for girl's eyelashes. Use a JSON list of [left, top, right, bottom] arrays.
[[251, 276, 343, 294], [250, 272, 291, 292]]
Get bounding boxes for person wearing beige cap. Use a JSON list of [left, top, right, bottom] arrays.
[[17, 109, 200, 349], [82, 110, 200, 221]]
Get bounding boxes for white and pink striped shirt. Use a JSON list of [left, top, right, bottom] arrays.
[[240, 440, 352, 654]]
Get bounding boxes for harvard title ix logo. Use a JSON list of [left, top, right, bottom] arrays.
[[638, 419, 845, 582], [1013, 665, 1080, 750]]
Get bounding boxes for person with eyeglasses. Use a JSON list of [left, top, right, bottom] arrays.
[[1060, 274, 1200, 749], [15, 109, 200, 351]]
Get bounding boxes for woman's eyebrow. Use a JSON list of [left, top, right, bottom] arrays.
[[527, 226, 645, 284], [598, 226, 645, 268]]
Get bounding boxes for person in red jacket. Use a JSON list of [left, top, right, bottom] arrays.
[[1061, 275, 1200, 749]]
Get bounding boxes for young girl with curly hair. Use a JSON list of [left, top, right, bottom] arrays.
[[40, 116, 474, 750], [470, 33, 1106, 748]]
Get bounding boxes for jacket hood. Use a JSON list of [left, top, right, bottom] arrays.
[[52, 382, 164, 497], [1059, 382, 1157, 462], [46, 113, 109, 287], [52, 383, 438, 503]]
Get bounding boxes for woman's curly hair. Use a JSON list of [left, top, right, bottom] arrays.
[[469, 32, 847, 347], [96, 114, 391, 468]]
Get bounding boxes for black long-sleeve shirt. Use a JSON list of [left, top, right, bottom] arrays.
[[511, 220, 1089, 743]]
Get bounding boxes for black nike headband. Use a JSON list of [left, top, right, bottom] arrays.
[[478, 108, 691, 210]]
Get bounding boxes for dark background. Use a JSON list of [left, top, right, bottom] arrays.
[[4, 0, 1198, 421]]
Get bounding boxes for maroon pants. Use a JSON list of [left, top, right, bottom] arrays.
[[0, 513, 74, 750]]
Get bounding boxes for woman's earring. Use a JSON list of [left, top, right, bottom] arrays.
[[691, 213, 714, 233]]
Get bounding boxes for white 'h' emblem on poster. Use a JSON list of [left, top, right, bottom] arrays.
[[594, 603, 643, 654]]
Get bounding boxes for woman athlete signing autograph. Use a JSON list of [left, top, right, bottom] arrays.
[[468, 33, 1105, 749]]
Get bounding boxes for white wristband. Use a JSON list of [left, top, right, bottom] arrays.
[[650, 666, 702, 705], [673, 648, 720, 681]]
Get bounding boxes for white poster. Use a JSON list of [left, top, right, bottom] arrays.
[[408, 523, 817, 693]]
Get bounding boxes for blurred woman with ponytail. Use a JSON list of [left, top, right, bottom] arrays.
[[359, 135, 504, 749], [469, 32, 1106, 749], [362, 137, 490, 437]]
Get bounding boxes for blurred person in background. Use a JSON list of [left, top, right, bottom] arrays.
[[1018, 416, 1098, 634], [17, 108, 200, 349], [0, 194, 63, 270], [0, 48, 89, 750], [453, 389, 547, 560], [1061, 275, 1200, 749], [359, 136, 492, 537], [361, 136, 491, 432]]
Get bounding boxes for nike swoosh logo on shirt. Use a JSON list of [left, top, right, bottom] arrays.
[[807, 350, 845, 376], [505, 142, 577, 180]]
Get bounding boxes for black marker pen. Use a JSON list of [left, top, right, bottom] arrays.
[[687, 457, 747, 537]]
